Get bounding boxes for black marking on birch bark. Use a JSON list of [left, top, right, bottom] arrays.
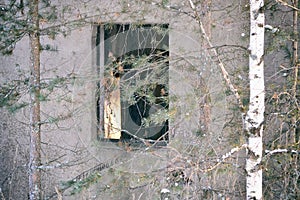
[[247, 148, 260, 160], [257, 23, 264, 27], [250, 54, 257, 60], [250, 163, 263, 173], [253, 10, 259, 20], [257, 54, 264, 65]]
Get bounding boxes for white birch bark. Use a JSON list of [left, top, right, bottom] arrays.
[[245, 0, 265, 199]]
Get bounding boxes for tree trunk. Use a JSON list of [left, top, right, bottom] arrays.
[[28, 0, 42, 199], [291, 0, 299, 197], [292, 0, 299, 144], [245, 0, 265, 199]]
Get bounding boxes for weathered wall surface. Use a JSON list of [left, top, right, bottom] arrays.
[[0, 0, 249, 199], [0, 34, 31, 199]]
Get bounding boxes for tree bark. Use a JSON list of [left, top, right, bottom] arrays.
[[28, 0, 42, 199], [245, 0, 265, 199], [291, 0, 299, 196], [292, 0, 299, 143]]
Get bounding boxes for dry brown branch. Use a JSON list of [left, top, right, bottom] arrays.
[[54, 186, 62, 200], [276, 0, 300, 11]]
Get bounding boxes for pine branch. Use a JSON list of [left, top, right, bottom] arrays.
[[46, 153, 127, 199]]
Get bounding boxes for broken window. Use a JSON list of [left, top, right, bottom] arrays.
[[96, 24, 169, 143]]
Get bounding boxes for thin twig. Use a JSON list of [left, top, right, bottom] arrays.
[[208, 44, 249, 51], [54, 186, 62, 200]]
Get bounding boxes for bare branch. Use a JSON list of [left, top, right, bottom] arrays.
[[265, 148, 299, 155], [203, 144, 248, 172], [187, 0, 245, 112], [276, 0, 300, 11]]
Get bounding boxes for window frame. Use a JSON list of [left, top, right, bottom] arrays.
[[95, 23, 169, 146]]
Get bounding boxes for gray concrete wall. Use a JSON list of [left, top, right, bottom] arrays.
[[0, 0, 249, 199]]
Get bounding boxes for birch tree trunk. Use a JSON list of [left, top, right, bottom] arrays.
[[292, 0, 299, 144], [28, 0, 42, 199], [245, 0, 265, 199]]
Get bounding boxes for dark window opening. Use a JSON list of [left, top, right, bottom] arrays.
[[96, 24, 169, 144]]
